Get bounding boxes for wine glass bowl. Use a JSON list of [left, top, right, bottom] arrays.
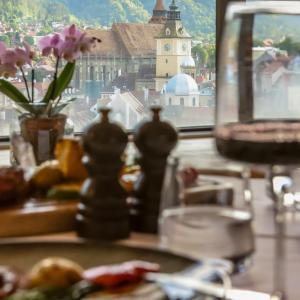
[[215, 2, 300, 298], [216, 1, 300, 166]]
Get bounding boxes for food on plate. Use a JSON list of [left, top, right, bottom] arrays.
[[55, 138, 88, 181], [46, 183, 82, 200], [4, 259, 161, 300], [0, 266, 22, 298], [180, 167, 199, 187], [85, 283, 166, 299], [31, 161, 63, 190], [27, 257, 83, 288], [27, 138, 87, 199], [0, 167, 27, 205], [83, 261, 160, 288]]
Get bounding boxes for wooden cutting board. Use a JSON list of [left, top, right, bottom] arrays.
[[0, 199, 78, 237]]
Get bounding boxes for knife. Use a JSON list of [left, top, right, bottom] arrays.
[[146, 272, 281, 300]]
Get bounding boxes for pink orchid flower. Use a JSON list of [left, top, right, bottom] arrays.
[[39, 24, 98, 62], [62, 24, 83, 43], [0, 63, 17, 78], [0, 42, 6, 57], [0, 49, 18, 66], [78, 34, 97, 54], [38, 34, 64, 57], [60, 40, 80, 62], [14, 42, 35, 67]]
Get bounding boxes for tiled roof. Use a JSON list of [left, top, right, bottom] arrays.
[[87, 29, 124, 57], [154, 0, 166, 11], [112, 23, 163, 57], [87, 23, 163, 58]]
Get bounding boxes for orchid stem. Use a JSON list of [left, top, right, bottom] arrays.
[[20, 67, 31, 102], [31, 69, 35, 103]]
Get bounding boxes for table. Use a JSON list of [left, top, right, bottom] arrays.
[[0, 138, 299, 299]]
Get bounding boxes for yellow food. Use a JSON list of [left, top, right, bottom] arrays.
[[55, 138, 88, 181], [120, 165, 140, 193], [27, 257, 84, 288], [47, 183, 82, 200], [31, 161, 63, 189]]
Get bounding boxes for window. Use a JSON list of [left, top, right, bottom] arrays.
[[0, 0, 220, 136], [169, 97, 172, 105], [180, 97, 185, 106]]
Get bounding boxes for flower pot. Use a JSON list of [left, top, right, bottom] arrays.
[[19, 114, 66, 165]]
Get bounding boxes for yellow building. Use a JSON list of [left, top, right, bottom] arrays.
[[155, 0, 195, 92]]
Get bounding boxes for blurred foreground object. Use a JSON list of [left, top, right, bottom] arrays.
[[132, 107, 178, 233], [77, 108, 130, 240]]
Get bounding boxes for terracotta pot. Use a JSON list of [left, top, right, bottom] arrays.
[[19, 114, 66, 164]]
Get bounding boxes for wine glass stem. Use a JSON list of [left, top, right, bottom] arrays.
[[273, 191, 286, 299], [242, 167, 253, 212]]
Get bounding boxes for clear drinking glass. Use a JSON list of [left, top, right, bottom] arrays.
[[160, 157, 254, 273], [215, 2, 300, 298]]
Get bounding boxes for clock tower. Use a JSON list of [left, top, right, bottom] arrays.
[[155, 0, 192, 92], [149, 0, 167, 24]]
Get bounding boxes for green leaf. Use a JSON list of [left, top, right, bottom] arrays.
[[43, 62, 76, 103], [51, 98, 77, 116], [0, 79, 29, 103], [0, 79, 34, 113]]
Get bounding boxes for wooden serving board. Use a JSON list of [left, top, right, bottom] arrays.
[[0, 199, 78, 238]]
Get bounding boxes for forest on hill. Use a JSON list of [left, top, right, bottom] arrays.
[[0, 0, 216, 41]]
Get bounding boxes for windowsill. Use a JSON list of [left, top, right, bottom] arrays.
[[0, 136, 245, 178], [0, 142, 9, 150], [0, 128, 214, 151]]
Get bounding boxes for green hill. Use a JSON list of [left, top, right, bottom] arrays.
[[0, 0, 216, 41], [0, 0, 77, 25], [58, 0, 216, 40]]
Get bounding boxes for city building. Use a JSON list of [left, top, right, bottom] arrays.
[[149, 0, 167, 24], [155, 0, 195, 92], [76, 0, 168, 94]]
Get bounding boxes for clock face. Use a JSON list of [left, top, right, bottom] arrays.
[[164, 44, 171, 52]]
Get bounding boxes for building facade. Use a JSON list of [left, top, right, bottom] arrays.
[[76, 0, 167, 95], [155, 0, 195, 92]]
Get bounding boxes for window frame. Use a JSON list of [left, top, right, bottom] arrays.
[[0, 1, 244, 142], [180, 0, 245, 135]]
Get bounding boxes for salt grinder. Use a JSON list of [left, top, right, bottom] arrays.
[[77, 108, 130, 240], [132, 107, 178, 233]]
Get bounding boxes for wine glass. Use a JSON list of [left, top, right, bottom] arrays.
[[215, 1, 300, 298]]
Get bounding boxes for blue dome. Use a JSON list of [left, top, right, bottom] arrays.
[[164, 73, 199, 95], [181, 56, 196, 68]]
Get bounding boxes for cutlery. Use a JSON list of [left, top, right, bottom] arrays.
[[146, 272, 281, 300]]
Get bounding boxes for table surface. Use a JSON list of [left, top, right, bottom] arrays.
[[0, 138, 300, 300]]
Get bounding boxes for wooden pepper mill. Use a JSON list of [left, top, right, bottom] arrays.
[[132, 107, 178, 233], [76, 108, 130, 240]]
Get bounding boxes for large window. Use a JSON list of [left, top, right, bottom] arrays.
[[0, 0, 218, 136]]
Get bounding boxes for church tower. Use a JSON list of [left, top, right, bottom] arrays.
[[149, 0, 167, 24], [155, 0, 193, 92]]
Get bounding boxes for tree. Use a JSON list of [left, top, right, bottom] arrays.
[[192, 45, 209, 67], [253, 39, 264, 47], [24, 35, 35, 46], [206, 44, 216, 70], [0, 35, 10, 46]]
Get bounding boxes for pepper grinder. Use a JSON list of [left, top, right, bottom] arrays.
[[132, 107, 178, 233], [76, 108, 130, 240]]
